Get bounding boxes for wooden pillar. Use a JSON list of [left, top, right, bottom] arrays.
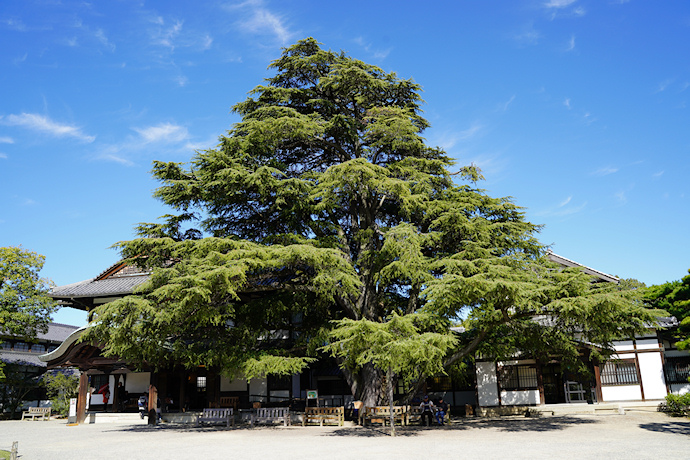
[[148, 384, 158, 412], [593, 364, 604, 403], [112, 375, 120, 413], [536, 363, 545, 405], [77, 372, 89, 424]]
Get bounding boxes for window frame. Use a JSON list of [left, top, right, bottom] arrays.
[[600, 359, 639, 386], [499, 364, 538, 391]]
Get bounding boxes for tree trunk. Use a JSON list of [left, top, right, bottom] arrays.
[[387, 366, 395, 437], [348, 363, 382, 407]]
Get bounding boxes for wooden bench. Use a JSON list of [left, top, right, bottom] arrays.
[[302, 406, 344, 426], [251, 407, 290, 427], [21, 407, 51, 421], [197, 408, 234, 428], [360, 406, 407, 427], [219, 396, 239, 411]]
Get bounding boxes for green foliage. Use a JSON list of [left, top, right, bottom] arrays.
[[644, 269, 690, 349], [323, 313, 457, 383], [0, 246, 57, 378], [0, 363, 42, 419], [87, 38, 652, 404], [43, 371, 79, 416], [661, 392, 690, 416]]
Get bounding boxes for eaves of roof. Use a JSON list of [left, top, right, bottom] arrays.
[[546, 251, 620, 283], [38, 326, 87, 364], [50, 275, 149, 299]]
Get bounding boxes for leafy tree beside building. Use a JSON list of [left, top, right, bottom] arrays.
[[0, 246, 57, 378], [645, 269, 690, 349], [87, 39, 652, 405]]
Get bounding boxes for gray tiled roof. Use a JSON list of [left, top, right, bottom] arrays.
[[50, 274, 149, 299], [1, 351, 46, 367], [38, 323, 80, 343]]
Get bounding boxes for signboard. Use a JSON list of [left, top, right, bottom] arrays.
[[306, 389, 318, 408], [68, 398, 77, 424]]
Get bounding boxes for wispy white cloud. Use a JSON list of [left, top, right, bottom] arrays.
[[564, 98, 571, 109], [513, 23, 541, 45], [3, 18, 27, 31], [0, 113, 95, 142], [537, 196, 587, 217], [353, 37, 391, 60], [592, 166, 618, 176], [95, 151, 135, 167], [13, 53, 27, 65], [94, 121, 194, 166], [655, 78, 675, 93], [0, 136, 14, 144], [544, 0, 577, 7], [614, 190, 627, 204], [151, 19, 184, 50], [434, 123, 485, 151], [543, 0, 585, 19], [500, 95, 516, 112], [0, 153, 7, 159], [224, 0, 293, 44], [94, 28, 116, 52], [458, 123, 484, 140], [566, 35, 576, 51], [133, 123, 189, 143], [174, 75, 189, 87], [652, 171, 664, 179], [201, 34, 213, 50]]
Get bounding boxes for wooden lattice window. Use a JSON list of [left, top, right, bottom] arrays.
[[499, 365, 538, 390], [664, 356, 690, 384], [601, 360, 639, 385]]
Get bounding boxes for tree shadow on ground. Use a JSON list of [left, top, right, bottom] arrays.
[[639, 420, 690, 436], [104, 423, 297, 434], [327, 426, 419, 437], [462, 416, 599, 432], [325, 416, 599, 437]]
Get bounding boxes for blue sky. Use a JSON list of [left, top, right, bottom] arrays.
[[1, 0, 689, 327]]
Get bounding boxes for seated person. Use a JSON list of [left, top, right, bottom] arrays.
[[436, 397, 449, 425]]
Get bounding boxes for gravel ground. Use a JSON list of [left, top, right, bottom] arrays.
[[1, 411, 689, 460]]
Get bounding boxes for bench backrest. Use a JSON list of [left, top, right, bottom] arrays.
[[28, 407, 51, 414], [219, 396, 239, 408], [364, 406, 406, 416], [305, 406, 343, 416], [201, 408, 233, 418], [256, 407, 289, 418]]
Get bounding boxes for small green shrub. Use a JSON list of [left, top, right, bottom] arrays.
[[660, 393, 690, 416], [43, 372, 79, 417]]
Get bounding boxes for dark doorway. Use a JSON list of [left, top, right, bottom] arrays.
[[542, 363, 565, 404]]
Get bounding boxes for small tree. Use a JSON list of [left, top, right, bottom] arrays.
[[0, 362, 41, 419], [645, 269, 690, 350], [0, 247, 57, 379], [43, 371, 79, 416], [323, 313, 456, 436]]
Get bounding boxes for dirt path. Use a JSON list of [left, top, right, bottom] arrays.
[[2, 411, 688, 460]]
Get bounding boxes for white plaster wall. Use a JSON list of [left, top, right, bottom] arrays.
[[220, 376, 247, 392], [670, 384, 690, 395], [638, 352, 668, 399], [613, 340, 635, 352], [476, 362, 499, 407], [601, 385, 642, 401], [500, 390, 539, 406], [636, 338, 660, 350], [249, 377, 267, 402], [125, 372, 151, 394]]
